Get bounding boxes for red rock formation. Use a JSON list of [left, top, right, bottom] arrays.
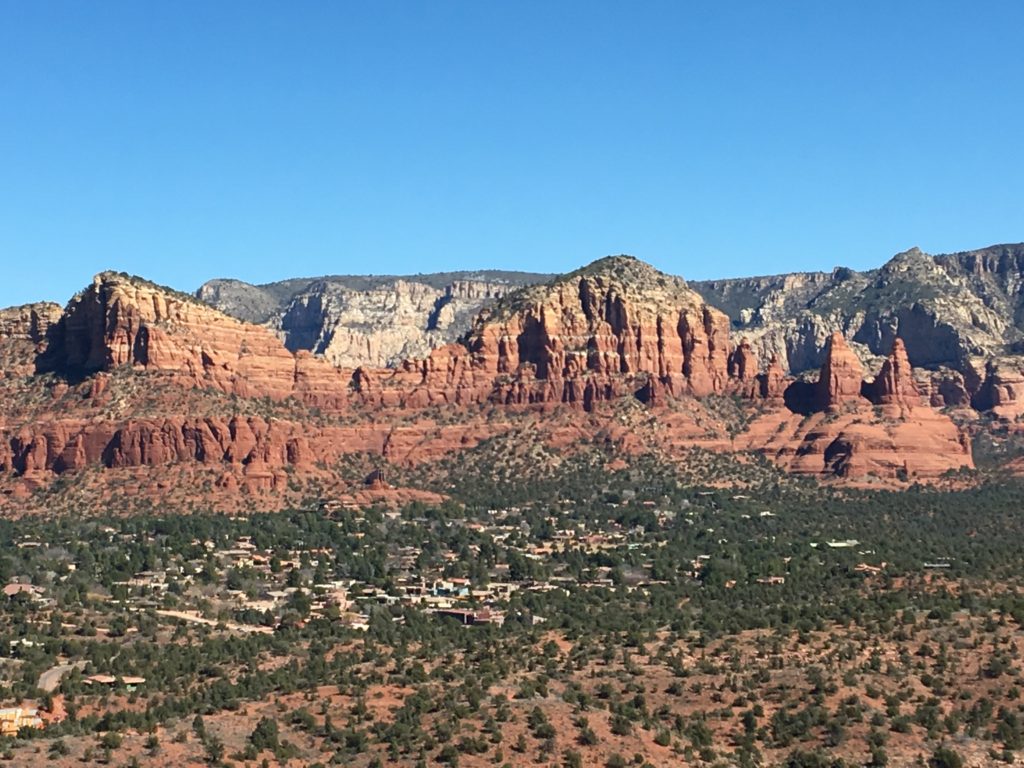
[[0, 415, 499, 481], [26, 263, 777, 417], [917, 370, 972, 408], [0, 302, 63, 377], [738, 407, 973, 480], [35, 273, 353, 410], [759, 355, 787, 402], [0, 265, 983, 508], [364, 468, 389, 490], [731, 331, 974, 480], [973, 361, 1024, 417], [341, 257, 740, 411], [680, 307, 732, 396], [863, 338, 922, 407], [292, 351, 351, 411], [726, 337, 760, 398], [728, 337, 757, 381], [816, 332, 864, 409]]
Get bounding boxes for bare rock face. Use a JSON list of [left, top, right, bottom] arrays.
[[816, 409, 972, 479], [0, 413, 496, 479], [759, 355, 788, 402], [863, 338, 922, 407], [914, 368, 973, 408], [973, 360, 1024, 417], [339, 257, 743, 411], [278, 278, 519, 368], [0, 417, 495, 516], [728, 338, 760, 398], [199, 271, 552, 369], [29, 262, 748, 417], [0, 303, 62, 345], [691, 244, 1024, 390], [728, 337, 758, 380], [457, 256, 735, 406], [292, 351, 352, 411], [0, 302, 63, 377], [735, 331, 973, 480], [35, 272, 349, 407], [739, 402, 973, 480], [816, 332, 864, 409]]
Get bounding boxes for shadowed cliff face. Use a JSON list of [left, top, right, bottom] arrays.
[[0, 302, 62, 377]]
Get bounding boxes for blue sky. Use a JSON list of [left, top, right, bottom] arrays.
[[1, 1, 1022, 308]]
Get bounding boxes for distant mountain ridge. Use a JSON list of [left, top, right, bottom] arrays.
[[197, 270, 552, 368], [691, 243, 1024, 378]]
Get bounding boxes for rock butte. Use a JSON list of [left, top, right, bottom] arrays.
[[0, 260, 989, 511]]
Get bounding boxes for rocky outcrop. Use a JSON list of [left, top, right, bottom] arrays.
[[758, 355, 787, 402], [741, 402, 974, 481], [24, 261, 762, 416], [193, 242, 1024, 414], [693, 271, 848, 374], [863, 338, 922, 407], [816, 332, 864, 409], [922, 371, 972, 408], [0, 302, 62, 346], [36, 272, 351, 408], [727, 337, 757, 379], [0, 302, 63, 377], [734, 332, 974, 479], [195, 278, 308, 324], [972, 359, 1024, 418], [727, 338, 761, 398], [463, 256, 735, 402], [739, 407, 972, 480], [277, 278, 517, 368], [339, 256, 746, 411], [0, 415, 497, 482]]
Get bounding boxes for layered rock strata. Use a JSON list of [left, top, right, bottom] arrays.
[[0, 259, 981, 507], [0, 302, 63, 377]]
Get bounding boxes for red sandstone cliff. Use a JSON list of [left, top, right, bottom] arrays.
[[737, 334, 971, 479], [738, 406, 971, 480], [35, 272, 352, 409], [0, 264, 982, 511], [862, 338, 923, 407], [345, 256, 744, 410], [759, 355, 787, 402], [816, 332, 864, 409], [0, 302, 63, 377], [972, 360, 1024, 418]]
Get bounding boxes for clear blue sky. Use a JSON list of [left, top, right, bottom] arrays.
[[2, 1, 1023, 308]]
